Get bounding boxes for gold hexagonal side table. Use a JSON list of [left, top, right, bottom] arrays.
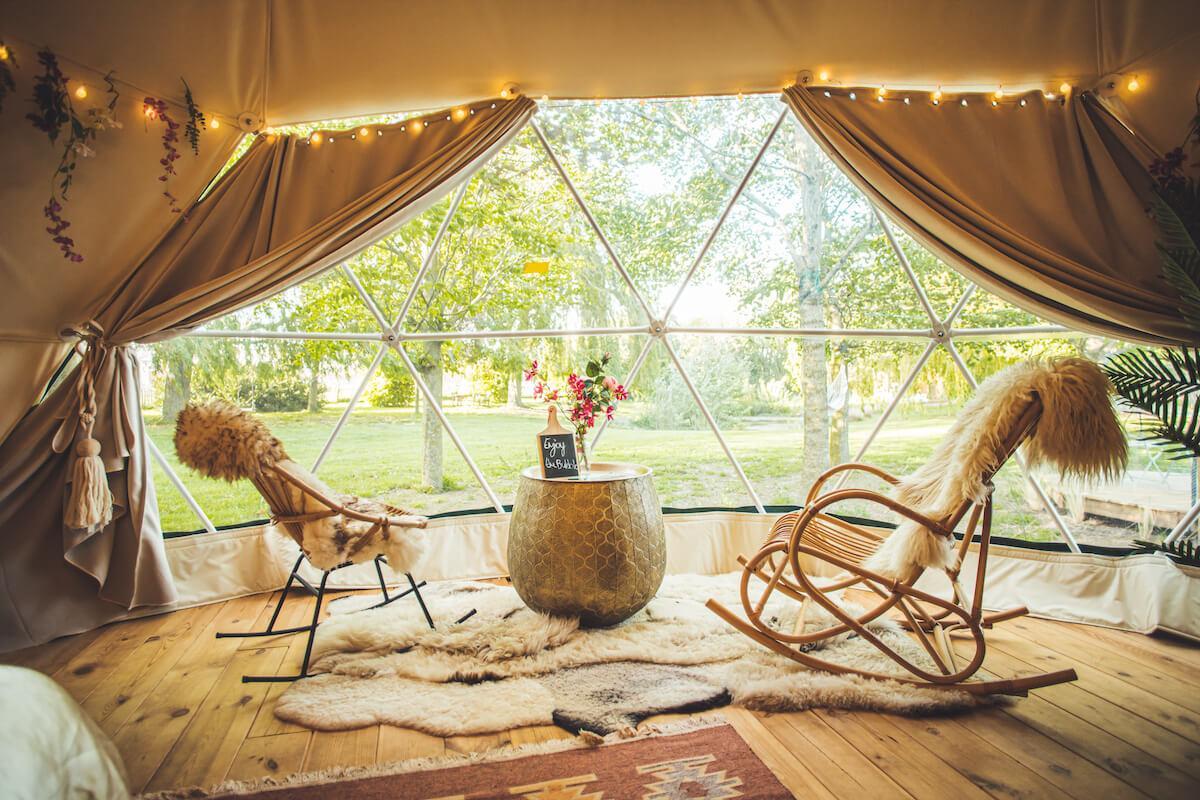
[[508, 462, 666, 627]]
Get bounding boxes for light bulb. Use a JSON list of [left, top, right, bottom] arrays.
[[1019, 98, 1027, 107], [1044, 91, 1055, 100], [877, 86, 887, 98], [412, 120, 422, 132], [960, 98, 968, 106], [1127, 75, 1140, 92], [499, 87, 511, 99], [737, 92, 744, 102], [359, 127, 369, 136], [991, 99, 998, 107], [350, 133, 356, 139], [377, 129, 383, 135], [310, 132, 322, 144], [445, 114, 451, 121], [994, 86, 1004, 99], [903, 97, 911, 105], [541, 94, 548, 102], [823, 90, 831, 97], [876, 94, 885, 102], [932, 87, 943, 101], [932, 98, 940, 106], [0, 45, 9, 61], [74, 85, 88, 99], [818, 70, 830, 81], [211, 116, 220, 129], [1059, 82, 1070, 94], [848, 91, 857, 100]]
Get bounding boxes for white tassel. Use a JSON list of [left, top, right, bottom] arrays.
[[65, 437, 112, 530]]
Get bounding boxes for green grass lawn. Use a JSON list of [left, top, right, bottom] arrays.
[[146, 403, 1183, 545]]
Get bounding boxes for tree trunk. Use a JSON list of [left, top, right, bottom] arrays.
[[794, 132, 830, 492], [507, 369, 525, 408], [418, 340, 444, 490], [162, 355, 191, 422], [307, 372, 322, 413]]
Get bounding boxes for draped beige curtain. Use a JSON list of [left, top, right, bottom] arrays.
[[783, 85, 1192, 346], [0, 95, 536, 650]]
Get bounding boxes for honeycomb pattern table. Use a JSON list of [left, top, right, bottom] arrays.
[[508, 462, 666, 627]]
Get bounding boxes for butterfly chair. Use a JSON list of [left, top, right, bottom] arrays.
[[707, 358, 1127, 696], [174, 402, 473, 683]]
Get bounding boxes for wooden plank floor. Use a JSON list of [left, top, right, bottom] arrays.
[[3, 587, 1199, 798]]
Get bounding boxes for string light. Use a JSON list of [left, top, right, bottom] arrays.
[[1059, 82, 1071, 95], [960, 98, 968, 107], [932, 87, 943, 102], [823, 90, 831, 97], [932, 98, 940, 106], [903, 97, 911, 105], [310, 132, 322, 145], [210, 116, 220, 129], [411, 120, 422, 132], [359, 126, 369, 136], [499, 87, 511, 99], [377, 129, 383, 135], [74, 85, 88, 99], [991, 99, 999, 107], [1127, 75, 1141, 92], [1019, 98, 1027, 107], [848, 91, 857, 100], [994, 86, 1004, 99], [0, 44, 9, 61], [818, 70, 830, 82], [876, 86, 887, 99]]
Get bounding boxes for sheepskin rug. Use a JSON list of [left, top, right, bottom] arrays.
[[274, 574, 990, 735]]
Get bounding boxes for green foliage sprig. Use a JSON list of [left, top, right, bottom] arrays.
[[1132, 537, 1200, 567], [181, 78, 205, 156], [25, 49, 121, 262], [1104, 347, 1200, 459]]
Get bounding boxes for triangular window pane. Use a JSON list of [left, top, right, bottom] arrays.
[[671, 116, 929, 332], [592, 339, 759, 508], [538, 96, 783, 309], [401, 127, 647, 335]]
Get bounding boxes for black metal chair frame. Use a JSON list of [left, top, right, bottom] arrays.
[[215, 552, 469, 683]]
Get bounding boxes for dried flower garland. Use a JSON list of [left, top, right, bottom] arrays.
[[143, 96, 184, 215], [182, 78, 205, 155], [25, 49, 121, 262], [0, 41, 16, 115]]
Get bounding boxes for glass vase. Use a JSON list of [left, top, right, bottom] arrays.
[[576, 430, 591, 479]]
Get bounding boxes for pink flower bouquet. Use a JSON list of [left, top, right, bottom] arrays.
[[524, 353, 628, 475]]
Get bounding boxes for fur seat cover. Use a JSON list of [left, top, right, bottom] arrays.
[[861, 357, 1127, 580], [173, 402, 425, 572]]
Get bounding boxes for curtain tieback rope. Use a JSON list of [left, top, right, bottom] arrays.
[[59, 320, 113, 531]]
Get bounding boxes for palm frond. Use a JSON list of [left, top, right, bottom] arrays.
[[1132, 538, 1200, 567], [1151, 192, 1200, 327], [1104, 347, 1200, 459]]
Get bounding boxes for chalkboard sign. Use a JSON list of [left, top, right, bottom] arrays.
[[539, 433, 579, 479], [536, 406, 580, 479]]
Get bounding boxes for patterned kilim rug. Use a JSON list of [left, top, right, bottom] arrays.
[[140, 721, 791, 799]]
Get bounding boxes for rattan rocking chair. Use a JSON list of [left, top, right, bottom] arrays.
[[707, 392, 1079, 696], [174, 402, 473, 683]]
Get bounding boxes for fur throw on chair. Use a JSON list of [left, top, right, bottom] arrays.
[[863, 357, 1127, 580], [173, 402, 426, 572]]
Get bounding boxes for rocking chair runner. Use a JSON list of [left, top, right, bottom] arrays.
[[173, 402, 471, 684], [708, 358, 1127, 696]]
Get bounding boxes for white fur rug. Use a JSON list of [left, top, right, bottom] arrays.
[[275, 574, 988, 735]]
